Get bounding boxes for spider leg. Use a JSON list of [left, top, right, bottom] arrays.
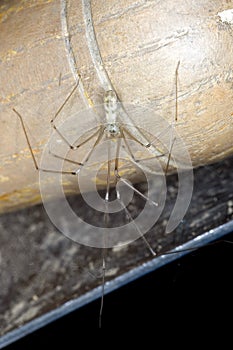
[[13, 108, 104, 175], [113, 137, 156, 255], [13, 108, 78, 175]]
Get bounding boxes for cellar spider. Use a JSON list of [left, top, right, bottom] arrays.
[[13, 61, 191, 327]]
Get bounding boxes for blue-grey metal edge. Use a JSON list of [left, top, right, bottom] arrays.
[[1, 219, 233, 348]]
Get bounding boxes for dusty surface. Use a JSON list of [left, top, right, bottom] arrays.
[[0, 155, 233, 337], [1, 0, 233, 212]]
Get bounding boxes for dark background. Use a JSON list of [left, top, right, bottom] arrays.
[[4, 229, 233, 347]]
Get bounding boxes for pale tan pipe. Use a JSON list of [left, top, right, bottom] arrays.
[[0, 0, 233, 213]]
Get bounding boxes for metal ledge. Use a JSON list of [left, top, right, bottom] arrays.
[[0, 219, 233, 349]]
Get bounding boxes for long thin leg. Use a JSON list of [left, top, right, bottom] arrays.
[[116, 176, 158, 207], [175, 61, 180, 123], [113, 136, 122, 188], [113, 140, 156, 256], [74, 126, 102, 149], [99, 247, 106, 328], [51, 124, 102, 151], [47, 125, 102, 167], [117, 192, 156, 256], [50, 126, 104, 173], [50, 83, 102, 151], [50, 84, 80, 149], [114, 145, 158, 208], [81, 126, 105, 165], [123, 127, 150, 148], [113, 131, 159, 209], [51, 84, 78, 124], [14, 108, 106, 175], [48, 150, 83, 166], [121, 129, 137, 162], [165, 60, 180, 175], [99, 141, 112, 328], [137, 61, 181, 174], [122, 126, 175, 173], [121, 63, 182, 171], [13, 108, 77, 175], [121, 128, 165, 163], [105, 139, 112, 202], [165, 136, 176, 175], [114, 135, 149, 203]]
